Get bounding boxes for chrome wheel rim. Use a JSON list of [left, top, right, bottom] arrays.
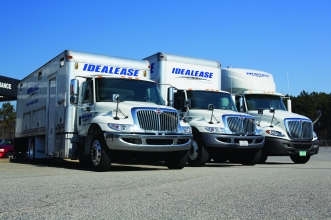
[[188, 140, 198, 161], [91, 140, 102, 166]]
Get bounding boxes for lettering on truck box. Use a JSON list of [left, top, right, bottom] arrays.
[[83, 64, 140, 76], [246, 72, 270, 77]]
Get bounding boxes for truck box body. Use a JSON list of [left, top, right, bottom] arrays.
[[14, 50, 192, 171], [143, 53, 264, 166], [221, 68, 319, 163]]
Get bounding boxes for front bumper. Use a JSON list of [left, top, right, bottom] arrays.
[[201, 133, 265, 150], [263, 137, 319, 156], [104, 132, 192, 152]]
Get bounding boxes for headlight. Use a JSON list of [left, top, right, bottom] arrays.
[[255, 128, 263, 135], [108, 124, 133, 131], [204, 127, 226, 133], [266, 130, 285, 137], [182, 126, 192, 134]]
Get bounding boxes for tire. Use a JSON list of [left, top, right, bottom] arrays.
[[5, 151, 13, 158], [29, 139, 36, 162], [290, 155, 310, 164], [258, 152, 268, 164], [241, 149, 262, 166], [165, 150, 189, 169], [188, 134, 209, 167], [90, 133, 111, 172]]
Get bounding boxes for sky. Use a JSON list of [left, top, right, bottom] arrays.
[[1, 0, 330, 100]]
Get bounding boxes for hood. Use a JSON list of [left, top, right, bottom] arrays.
[[92, 101, 178, 123], [249, 109, 311, 128], [187, 109, 253, 126]]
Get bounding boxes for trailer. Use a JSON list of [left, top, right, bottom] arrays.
[[143, 53, 265, 166], [14, 50, 192, 171], [221, 68, 319, 163]]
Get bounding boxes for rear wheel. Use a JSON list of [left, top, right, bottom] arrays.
[[29, 139, 36, 162], [188, 134, 209, 167], [165, 150, 189, 169], [90, 133, 111, 172], [290, 155, 310, 164]]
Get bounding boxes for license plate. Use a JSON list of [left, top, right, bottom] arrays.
[[239, 140, 248, 146], [299, 151, 307, 156]]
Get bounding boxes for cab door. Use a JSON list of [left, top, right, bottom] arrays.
[[77, 79, 95, 135]]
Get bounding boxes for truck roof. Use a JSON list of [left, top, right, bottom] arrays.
[[221, 68, 277, 94], [22, 50, 150, 82], [143, 52, 221, 69]]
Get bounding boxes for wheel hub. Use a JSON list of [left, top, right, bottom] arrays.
[[91, 140, 102, 166], [189, 140, 199, 160]]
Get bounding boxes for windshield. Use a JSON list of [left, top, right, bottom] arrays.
[[95, 78, 165, 105], [1, 139, 13, 145], [186, 91, 237, 111], [245, 94, 287, 110]]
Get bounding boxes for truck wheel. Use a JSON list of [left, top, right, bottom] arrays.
[[290, 155, 310, 164], [5, 151, 13, 159], [29, 139, 36, 162], [241, 149, 262, 165], [165, 150, 189, 169], [188, 135, 209, 167], [258, 152, 268, 164], [90, 133, 111, 172]]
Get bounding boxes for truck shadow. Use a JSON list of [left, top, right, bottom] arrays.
[[10, 158, 170, 172]]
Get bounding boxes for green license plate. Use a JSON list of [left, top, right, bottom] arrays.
[[299, 151, 307, 156]]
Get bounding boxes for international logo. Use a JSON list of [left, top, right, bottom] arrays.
[[155, 108, 162, 115]]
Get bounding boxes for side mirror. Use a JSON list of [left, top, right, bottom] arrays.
[[112, 94, 120, 102], [269, 108, 275, 113], [185, 99, 191, 108], [167, 87, 175, 107], [239, 97, 245, 112], [258, 108, 264, 114], [70, 79, 79, 104], [313, 110, 322, 125]]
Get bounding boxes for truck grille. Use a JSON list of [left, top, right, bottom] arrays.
[[225, 116, 256, 135], [136, 110, 178, 132], [285, 119, 313, 140]]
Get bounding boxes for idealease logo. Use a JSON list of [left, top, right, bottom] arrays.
[[172, 68, 213, 79], [83, 64, 139, 76], [246, 72, 269, 77]]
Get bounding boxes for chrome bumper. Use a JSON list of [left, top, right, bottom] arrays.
[[104, 132, 192, 152]]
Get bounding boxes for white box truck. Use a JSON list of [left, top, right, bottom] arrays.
[[221, 68, 320, 163], [14, 50, 193, 171], [143, 53, 264, 166]]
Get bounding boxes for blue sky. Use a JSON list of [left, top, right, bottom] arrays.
[[1, 0, 330, 98]]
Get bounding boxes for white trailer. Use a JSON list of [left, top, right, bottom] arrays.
[[221, 68, 319, 164], [143, 53, 265, 166], [14, 50, 192, 171]]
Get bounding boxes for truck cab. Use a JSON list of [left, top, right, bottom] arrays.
[[144, 53, 265, 166], [222, 68, 320, 164]]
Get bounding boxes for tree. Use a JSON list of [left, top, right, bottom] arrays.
[[290, 91, 331, 145], [0, 102, 16, 139]]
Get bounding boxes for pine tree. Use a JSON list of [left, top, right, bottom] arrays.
[[0, 102, 16, 139]]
